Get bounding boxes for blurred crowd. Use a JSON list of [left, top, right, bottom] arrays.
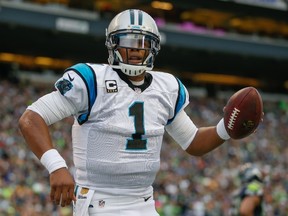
[[0, 78, 287, 216]]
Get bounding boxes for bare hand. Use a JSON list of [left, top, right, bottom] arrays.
[[50, 167, 76, 207]]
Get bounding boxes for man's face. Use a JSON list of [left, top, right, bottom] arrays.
[[117, 47, 149, 65], [116, 33, 151, 65]]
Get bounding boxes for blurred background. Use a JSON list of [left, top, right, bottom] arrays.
[[0, 0, 287, 215]]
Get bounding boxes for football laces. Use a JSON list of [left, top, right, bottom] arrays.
[[228, 107, 240, 130]]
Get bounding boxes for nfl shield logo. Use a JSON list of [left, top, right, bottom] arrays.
[[99, 200, 105, 208]]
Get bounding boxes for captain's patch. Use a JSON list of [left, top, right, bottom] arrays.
[[105, 80, 118, 93]]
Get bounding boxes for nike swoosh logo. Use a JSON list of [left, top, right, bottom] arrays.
[[144, 196, 151, 202], [68, 73, 75, 81]]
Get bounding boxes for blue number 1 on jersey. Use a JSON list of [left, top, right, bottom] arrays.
[[127, 101, 147, 150]]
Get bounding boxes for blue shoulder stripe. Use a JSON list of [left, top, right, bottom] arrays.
[[65, 63, 97, 124], [167, 78, 187, 125]]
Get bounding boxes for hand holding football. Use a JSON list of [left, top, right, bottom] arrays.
[[224, 87, 263, 139]]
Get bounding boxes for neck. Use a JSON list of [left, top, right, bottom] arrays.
[[130, 79, 144, 86]]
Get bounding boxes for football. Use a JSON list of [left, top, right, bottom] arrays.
[[224, 86, 263, 139]]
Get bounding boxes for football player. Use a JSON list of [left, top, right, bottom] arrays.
[[19, 9, 243, 216], [229, 163, 265, 216]]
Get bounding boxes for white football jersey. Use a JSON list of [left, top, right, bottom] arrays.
[[55, 63, 189, 196]]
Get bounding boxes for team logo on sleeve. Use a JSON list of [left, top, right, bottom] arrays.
[[56, 78, 73, 95], [105, 80, 118, 93]]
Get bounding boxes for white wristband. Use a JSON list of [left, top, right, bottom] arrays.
[[40, 149, 68, 174], [216, 118, 230, 140]]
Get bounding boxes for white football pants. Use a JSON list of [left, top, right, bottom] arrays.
[[73, 185, 160, 216]]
